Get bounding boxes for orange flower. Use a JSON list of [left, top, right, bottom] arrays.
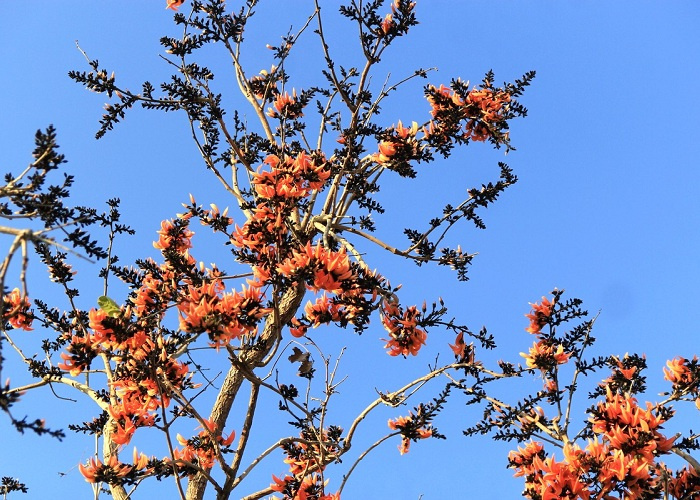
[[177, 278, 269, 347], [79, 455, 132, 483], [250, 153, 330, 201], [375, 140, 397, 162], [274, 91, 295, 113], [525, 296, 553, 334], [289, 318, 308, 338], [543, 378, 558, 393], [278, 242, 354, 294], [381, 302, 427, 357], [388, 410, 433, 455], [510, 377, 686, 500], [153, 219, 194, 254], [131, 448, 151, 472], [166, 0, 185, 10], [663, 356, 695, 386], [270, 474, 293, 492], [424, 81, 513, 146], [2, 288, 33, 330], [667, 467, 700, 498], [380, 14, 394, 35], [449, 332, 466, 358], [232, 203, 288, 256], [303, 294, 344, 328], [108, 404, 140, 446], [520, 340, 569, 370], [267, 90, 303, 119], [615, 358, 637, 380], [508, 440, 545, 474], [57, 335, 97, 376], [372, 121, 420, 166], [589, 386, 675, 462], [172, 419, 235, 471], [394, 120, 419, 139], [78, 458, 101, 483]]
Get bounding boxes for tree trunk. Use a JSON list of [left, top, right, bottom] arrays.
[[186, 281, 306, 500]]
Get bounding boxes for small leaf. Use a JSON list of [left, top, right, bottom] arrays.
[[98, 296, 120, 317], [288, 347, 313, 376], [288, 347, 307, 363], [297, 359, 313, 376]]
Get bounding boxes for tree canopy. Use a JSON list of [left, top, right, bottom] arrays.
[[2, 1, 700, 499]]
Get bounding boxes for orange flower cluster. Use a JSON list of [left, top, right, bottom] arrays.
[[372, 120, 420, 167], [108, 399, 156, 447], [271, 473, 339, 500], [132, 259, 176, 318], [377, 0, 415, 37], [509, 441, 591, 499], [230, 150, 387, 343], [295, 294, 340, 335], [177, 278, 270, 347], [381, 301, 427, 357], [60, 307, 193, 447], [288, 431, 337, 475], [663, 356, 700, 405], [507, 294, 700, 498], [271, 429, 340, 500], [664, 356, 694, 385], [521, 341, 569, 371], [288, 266, 386, 339], [666, 467, 700, 498], [509, 385, 687, 498], [79, 449, 151, 484], [279, 242, 424, 358], [278, 242, 352, 294], [232, 151, 331, 287], [133, 216, 272, 349], [520, 296, 568, 372], [65, 215, 252, 483], [171, 419, 235, 472], [252, 153, 330, 201], [60, 214, 257, 480], [2, 288, 33, 331], [232, 204, 287, 277], [267, 90, 305, 119], [153, 219, 194, 255], [388, 411, 433, 455], [589, 387, 676, 457], [425, 81, 511, 143], [229, 148, 422, 356], [58, 308, 133, 374]]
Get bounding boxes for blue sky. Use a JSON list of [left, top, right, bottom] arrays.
[[2, 1, 700, 498]]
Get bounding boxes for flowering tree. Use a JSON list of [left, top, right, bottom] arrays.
[[1, 1, 699, 499]]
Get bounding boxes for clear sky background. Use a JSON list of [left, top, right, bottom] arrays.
[[2, 1, 700, 498]]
